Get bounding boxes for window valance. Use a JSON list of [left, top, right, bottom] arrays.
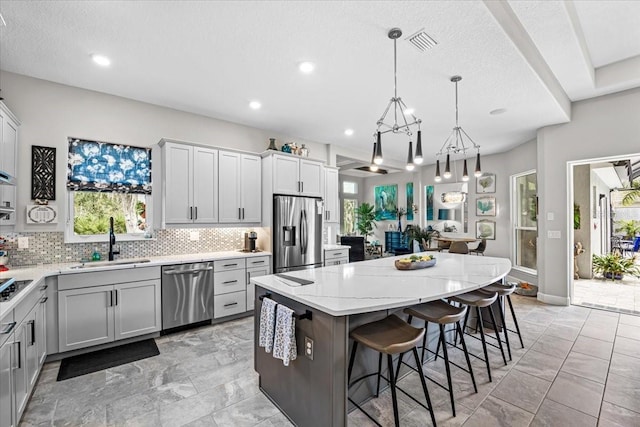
[[67, 138, 152, 194]]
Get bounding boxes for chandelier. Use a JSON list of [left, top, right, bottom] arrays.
[[371, 28, 423, 172], [435, 75, 481, 182]]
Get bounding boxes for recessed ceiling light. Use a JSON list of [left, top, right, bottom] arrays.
[[249, 101, 262, 110], [299, 62, 315, 74], [344, 129, 354, 136], [91, 54, 111, 67], [489, 108, 507, 115], [404, 108, 415, 115]]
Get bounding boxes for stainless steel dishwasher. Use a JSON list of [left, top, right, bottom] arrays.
[[161, 262, 214, 330]]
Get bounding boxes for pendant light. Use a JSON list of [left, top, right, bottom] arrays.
[[434, 160, 442, 182], [435, 75, 482, 181], [369, 141, 379, 172], [372, 28, 422, 170]]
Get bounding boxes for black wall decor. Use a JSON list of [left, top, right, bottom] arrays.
[[32, 145, 56, 200]]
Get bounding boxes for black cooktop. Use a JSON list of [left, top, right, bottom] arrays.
[[0, 279, 33, 303]]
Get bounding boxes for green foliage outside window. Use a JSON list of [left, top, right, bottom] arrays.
[[73, 192, 146, 235]]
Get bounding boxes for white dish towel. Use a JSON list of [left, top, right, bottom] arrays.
[[272, 304, 297, 366], [258, 297, 277, 353]]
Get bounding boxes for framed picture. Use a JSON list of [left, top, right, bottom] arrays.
[[31, 145, 57, 200], [406, 183, 414, 221], [374, 184, 398, 220], [476, 173, 496, 193], [425, 185, 434, 221], [476, 197, 496, 216], [476, 220, 496, 240]]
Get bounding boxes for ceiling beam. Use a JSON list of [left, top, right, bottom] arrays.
[[484, 0, 571, 122]]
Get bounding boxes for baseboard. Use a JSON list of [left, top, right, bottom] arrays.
[[537, 292, 570, 306]]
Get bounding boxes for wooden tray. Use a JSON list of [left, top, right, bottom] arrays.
[[394, 258, 437, 270]]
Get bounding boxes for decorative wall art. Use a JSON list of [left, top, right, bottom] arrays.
[[425, 185, 434, 221], [374, 184, 398, 220], [31, 145, 56, 200], [406, 183, 414, 221], [476, 197, 496, 216], [476, 220, 496, 240], [476, 173, 496, 194]]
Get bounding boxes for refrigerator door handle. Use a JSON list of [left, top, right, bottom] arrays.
[[300, 209, 308, 255]]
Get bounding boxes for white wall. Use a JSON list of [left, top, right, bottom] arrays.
[[537, 87, 640, 305], [1, 71, 329, 232]]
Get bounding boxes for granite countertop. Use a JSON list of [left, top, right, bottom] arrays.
[[0, 250, 271, 318], [323, 244, 350, 250], [252, 252, 511, 316]]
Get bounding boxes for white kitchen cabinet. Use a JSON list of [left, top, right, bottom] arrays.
[[36, 296, 47, 365], [58, 279, 161, 352], [219, 151, 261, 223], [324, 248, 349, 266], [269, 153, 324, 197], [12, 323, 27, 422], [246, 263, 270, 311], [324, 167, 339, 223], [0, 336, 14, 427], [162, 141, 218, 225], [114, 280, 161, 341], [0, 102, 20, 226], [58, 285, 114, 352]]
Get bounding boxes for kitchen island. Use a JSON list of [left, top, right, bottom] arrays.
[[251, 252, 511, 427]]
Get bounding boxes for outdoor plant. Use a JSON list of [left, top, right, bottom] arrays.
[[592, 253, 640, 280], [615, 219, 640, 239], [355, 202, 377, 239]]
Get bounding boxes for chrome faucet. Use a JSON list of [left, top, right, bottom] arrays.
[[108, 217, 120, 261]]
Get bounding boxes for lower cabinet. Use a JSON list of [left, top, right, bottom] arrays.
[[324, 248, 349, 266], [213, 291, 246, 319], [58, 279, 161, 353], [0, 336, 14, 427]]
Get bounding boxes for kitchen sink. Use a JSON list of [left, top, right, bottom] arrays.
[[69, 258, 152, 269]]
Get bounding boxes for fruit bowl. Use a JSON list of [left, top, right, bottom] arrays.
[[394, 257, 437, 270]]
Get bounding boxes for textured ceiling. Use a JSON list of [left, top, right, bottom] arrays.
[[0, 1, 638, 166]]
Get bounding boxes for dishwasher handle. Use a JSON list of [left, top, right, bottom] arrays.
[[163, 267, 213, 275]]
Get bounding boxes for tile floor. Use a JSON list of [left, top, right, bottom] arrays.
[[19, 295, 640, 427]]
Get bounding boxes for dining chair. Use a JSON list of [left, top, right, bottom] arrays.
[[469, 239, 486, 255], [448, 241, 469, 254]]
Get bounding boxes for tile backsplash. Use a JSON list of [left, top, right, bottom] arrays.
[[2, 228, 262, 267]]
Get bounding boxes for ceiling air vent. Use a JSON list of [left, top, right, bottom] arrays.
[[407, 29, 437, 52]]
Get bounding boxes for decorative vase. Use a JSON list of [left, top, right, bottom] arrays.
[[300, 144, 309, 157], [281, 143, 291, 153], [267, 138, 277, 150]]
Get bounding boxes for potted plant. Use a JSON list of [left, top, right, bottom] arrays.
[[355, 202, 377, 241], [405, 225, 439, 251], [592, 253, 640, 280], [615, 220, 640, 239]]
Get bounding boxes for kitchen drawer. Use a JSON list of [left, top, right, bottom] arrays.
[[0, 310, 15, 347], [214, 269, 245, 295], [213, 258, 246, 272], [214, 291, 246, 318], [324, 248, 349, 261], [246, 256, 270, 269], [14, 280, 46, 324], [324, 257, 349, 267]]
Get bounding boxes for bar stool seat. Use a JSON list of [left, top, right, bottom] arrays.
[[448, 290, 507, 382], [401, 300, 477, 417], [351, 314, 424, 354], [348, 315, 437, 426], [478, 282, 524, 360]]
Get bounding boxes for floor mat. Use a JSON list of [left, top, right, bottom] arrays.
[[57, 339, 159, 381]]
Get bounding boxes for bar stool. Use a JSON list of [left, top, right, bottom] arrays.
[[479, 282, 524, 360], [449, 290, 507, 382], [347, 315, 437, 427], [398, 300, 477, 417]]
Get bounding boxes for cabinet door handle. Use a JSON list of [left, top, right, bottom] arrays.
[[14, 341, 21, 369], [297, 181, 301, 192], [41, 297, 48, 304], [238, 207, 241, 220], [223, 263, 238, 267], [242, 208, 245, 220], [29, 320, 35, 346], [109, 290, 113, 307], [251, 260, 265, 264], [223, 302, 238, 308], [114, 290, 118, 306], [189, 206, 193, 220], [0, 321, 16, 334], [194, 206, 198, 220], [222, 280, 238, 284], [301, 182, 304, 193], [40, 284, 48, 291]]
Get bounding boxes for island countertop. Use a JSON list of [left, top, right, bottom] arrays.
[[251, 252, 511, 316]]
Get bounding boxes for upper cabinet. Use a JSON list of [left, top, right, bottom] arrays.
[[162, 142, 218, 225], [269, 153, 324, 197], [156, 139, 261, 228], [218, 151, 261, 223], [0, 102, 20, 226], [324, 167, 339, 224]]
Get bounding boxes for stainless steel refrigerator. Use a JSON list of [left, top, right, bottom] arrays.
[[273, 195, 323, 273]]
